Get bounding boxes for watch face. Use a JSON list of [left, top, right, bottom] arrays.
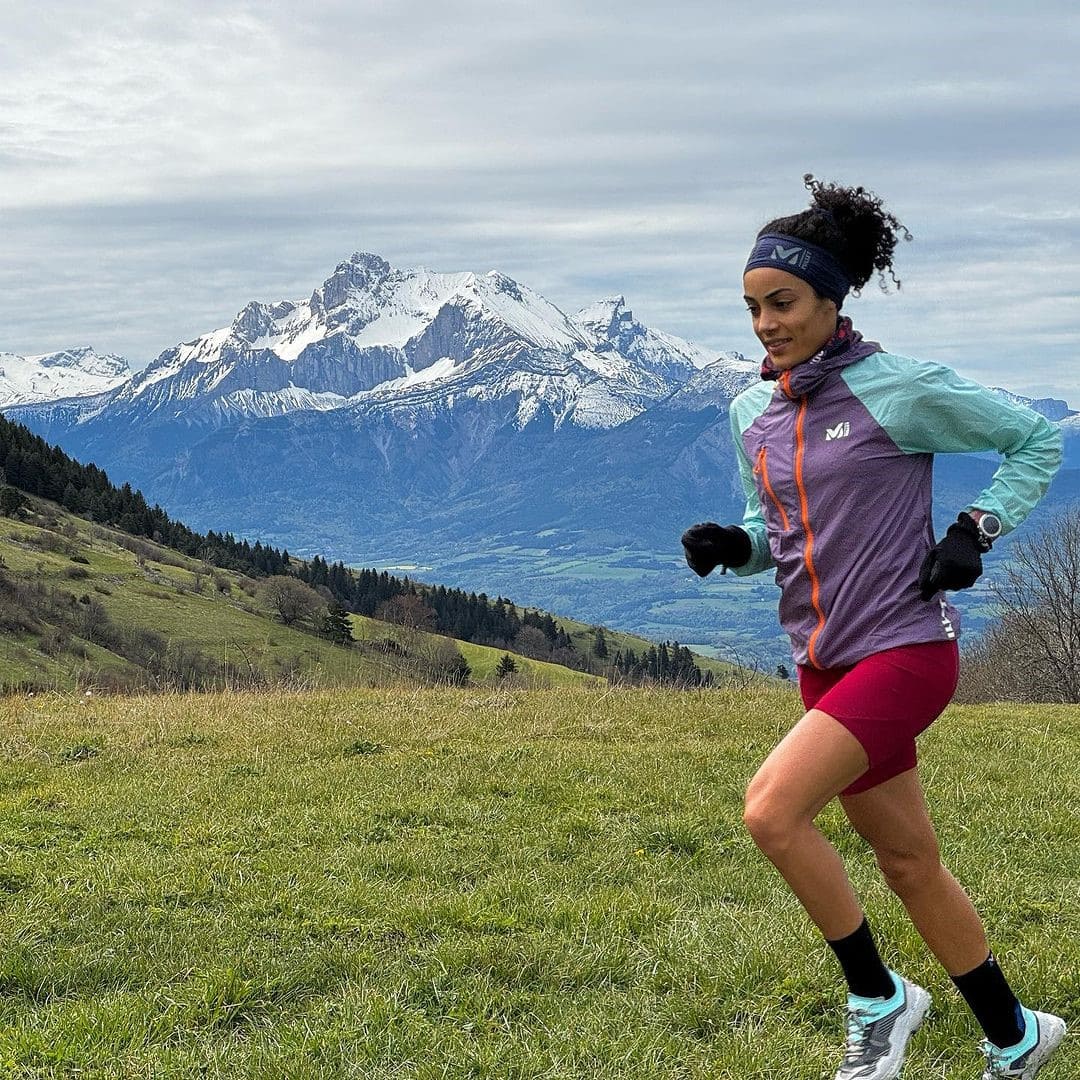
[[979, 513, 1002, 538]]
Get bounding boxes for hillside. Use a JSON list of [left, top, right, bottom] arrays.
[[0, 412, 736, 690], [0, 496, 601, 693], [0, 493, 740, 694]]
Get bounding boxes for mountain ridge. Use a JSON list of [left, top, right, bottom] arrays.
[[3, 253, 1076, 666], [0, 347, 130, 408]]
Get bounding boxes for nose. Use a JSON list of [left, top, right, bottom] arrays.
[[755, 308, 779, 337]]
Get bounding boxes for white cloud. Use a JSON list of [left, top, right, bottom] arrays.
[[0, 0, 1077, 403]]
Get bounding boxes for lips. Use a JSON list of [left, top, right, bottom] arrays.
[[764, 338, 792, 352]]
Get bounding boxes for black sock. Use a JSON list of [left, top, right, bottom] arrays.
[[826, 918, 896, 999], [951, 953, 1025, 1049]]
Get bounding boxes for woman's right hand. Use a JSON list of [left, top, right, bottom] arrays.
[[680, 522, 752, 577]]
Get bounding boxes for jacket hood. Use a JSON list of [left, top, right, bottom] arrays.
[[763, 319, 882, 398]]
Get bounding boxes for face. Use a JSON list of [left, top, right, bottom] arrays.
[[742, 266, 838, 370]]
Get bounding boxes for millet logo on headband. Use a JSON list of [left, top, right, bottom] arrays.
[[745, 232, 851, 306], [771, 243, 812, 270]]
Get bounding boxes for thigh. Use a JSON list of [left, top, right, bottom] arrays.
[[839, 766, 940, 859], [747, 707, 870, 822], [812, 641, 959, 773]]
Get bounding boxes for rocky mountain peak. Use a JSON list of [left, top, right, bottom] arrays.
[[3, 254, 756, 430], [232, 302, 275, 344], [571, 297, 629, 345], [37, 346, 129, 377], [483, 271, 525, 302], [318, 252, 392, 312]]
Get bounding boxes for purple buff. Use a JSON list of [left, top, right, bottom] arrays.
[[744, 232, 851, 306]]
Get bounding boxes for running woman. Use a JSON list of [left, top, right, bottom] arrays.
[[682, 177, 1066, 1079]]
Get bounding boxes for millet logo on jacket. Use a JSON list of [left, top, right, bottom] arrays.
[[825, 421, 851, 441]]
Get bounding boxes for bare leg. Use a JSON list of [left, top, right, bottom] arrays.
[[743, 708, 870, 940], [840, 768, 989, 976]]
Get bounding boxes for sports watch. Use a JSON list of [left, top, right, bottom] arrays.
[[965, 509, 1002, 552]]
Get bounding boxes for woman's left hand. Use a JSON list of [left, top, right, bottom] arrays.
[[917, 515, 983, 599]]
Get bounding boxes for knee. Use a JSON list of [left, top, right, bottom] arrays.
[[743, 779, 800, 856], [875, 844, 942, 898]]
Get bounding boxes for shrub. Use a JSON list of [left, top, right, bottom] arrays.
[[259, 576, 325, 627], [957, 506, 1080, 703]]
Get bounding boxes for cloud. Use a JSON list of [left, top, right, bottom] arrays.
[[0, 0, 1077, 403]]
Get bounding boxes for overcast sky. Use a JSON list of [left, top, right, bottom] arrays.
[[2, 0, 1078, 403]]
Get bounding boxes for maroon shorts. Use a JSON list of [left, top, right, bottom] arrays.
[[798, 640, 960, 796]]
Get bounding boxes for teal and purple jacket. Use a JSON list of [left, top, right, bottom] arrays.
[[729, 342, 1062, 670]]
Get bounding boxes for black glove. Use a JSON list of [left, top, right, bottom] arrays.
[[917, 514, 983, 600], [681, 522, 752, 577]]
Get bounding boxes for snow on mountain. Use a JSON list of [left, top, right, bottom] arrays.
[[356, 343, 638, 430], [989, 387, 1077, 422], [77, 253, 741, 431], [567, 296, 723, 407], [0, 346, 130, 407], [660, 353, 759, 410], [572, 296, 715, 369]]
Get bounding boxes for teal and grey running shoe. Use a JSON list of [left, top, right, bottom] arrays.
[[835, 972, 931, 1080], [981, 1007, 1066, 1078]]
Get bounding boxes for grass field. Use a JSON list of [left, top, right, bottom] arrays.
[[0, 686, 1076, 1078], [0, 505, 606, 693]]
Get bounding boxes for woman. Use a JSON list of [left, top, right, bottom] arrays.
[[682, 177, 1066, 1079]]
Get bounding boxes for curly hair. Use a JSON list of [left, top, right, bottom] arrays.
[[759, 174, 912, 295]]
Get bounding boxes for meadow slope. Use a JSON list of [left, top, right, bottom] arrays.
[[0, 502, 604, 693], [0, 686, 1076, 1078]]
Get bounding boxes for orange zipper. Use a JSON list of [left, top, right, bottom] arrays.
[[755, 447, 790, 531], [793, 394, 827, 669]]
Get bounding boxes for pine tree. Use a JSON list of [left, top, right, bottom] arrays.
[[321, 602, 354, 645], [0, 486, 26, 516]]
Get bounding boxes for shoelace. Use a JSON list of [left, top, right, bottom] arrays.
[[980, 1039, 1016, 1078], [843, 1007, 874, 1063]]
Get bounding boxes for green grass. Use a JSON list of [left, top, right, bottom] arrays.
[[0, 505, 601, 693], [0, 686, 1076, 1078], [348, 616, 602, 688], [0, 501, 737, 693]]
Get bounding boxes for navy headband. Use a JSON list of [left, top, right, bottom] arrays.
[[744, 232, 851, 306]]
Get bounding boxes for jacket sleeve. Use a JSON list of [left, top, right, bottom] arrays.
[[729, 404, 776, 575], [860, 358, 1063, 535]]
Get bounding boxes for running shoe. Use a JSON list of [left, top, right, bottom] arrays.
[[980, 1007, 1066, 1078], [835, 972, 931, 1080]]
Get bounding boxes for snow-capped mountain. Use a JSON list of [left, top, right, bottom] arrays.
[[0, 346, 129, 407], [662, 353, 764, 411], [989, 387, 1078, 423], [69, 253, 751, 432], [988, 388, 1079, 467], [3, 255, 1075, 667]]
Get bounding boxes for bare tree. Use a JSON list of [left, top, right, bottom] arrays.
[[427, 637, 472, 686], [958, 505, 1080, 703], [512, 625, 550, 660], [374, 593, 438, 634], [259, 576, 325, 627]]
